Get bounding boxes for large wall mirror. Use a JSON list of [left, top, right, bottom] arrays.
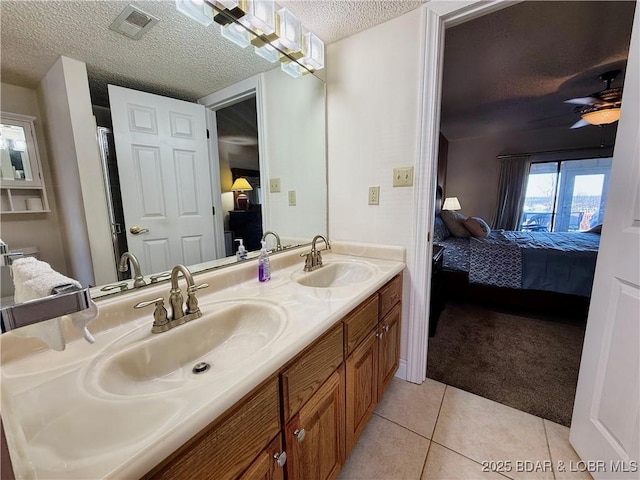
[[0, 1, 327, 300]]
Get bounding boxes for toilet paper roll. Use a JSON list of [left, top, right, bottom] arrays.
[[26, 197, 43, 211]]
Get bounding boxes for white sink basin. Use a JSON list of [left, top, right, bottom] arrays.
[[92, 300, 287, 396], [292, 260, 377, 288]]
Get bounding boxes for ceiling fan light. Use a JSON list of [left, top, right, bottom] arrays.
[[582, 107, 621, 126]]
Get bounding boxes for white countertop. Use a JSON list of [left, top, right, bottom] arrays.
[[1, 242, 405, 479]]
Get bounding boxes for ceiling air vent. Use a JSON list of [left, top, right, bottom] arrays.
[[109, 4, 159, 40]]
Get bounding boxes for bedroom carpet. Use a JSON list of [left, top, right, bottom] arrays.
[[426, 302, 587, 427]]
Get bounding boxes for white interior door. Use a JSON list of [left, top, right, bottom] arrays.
[[108, 85, 216, 274], [570, 7, 639, 477]]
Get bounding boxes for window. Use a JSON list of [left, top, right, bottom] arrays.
[[520, 158, 612, 232]]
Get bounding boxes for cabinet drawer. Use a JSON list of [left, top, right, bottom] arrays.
[[344, 294, 378, 356], [378, 274, 402, 319], [148, 377, 281, 480], [281, 323, 344, 421]]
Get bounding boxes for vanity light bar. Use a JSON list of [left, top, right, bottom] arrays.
[[177, 0, 324, 77]]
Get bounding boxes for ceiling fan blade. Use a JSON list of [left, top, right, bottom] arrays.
[[565, 97, 599, 105], [570, 118, 590, 129]]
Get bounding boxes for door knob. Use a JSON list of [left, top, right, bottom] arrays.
[[129, 226, 149, 235]]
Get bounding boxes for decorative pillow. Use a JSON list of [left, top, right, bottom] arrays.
[[433, 216, 451, 242], [440, 210, 471, 237], [464, 216, 491, 238]]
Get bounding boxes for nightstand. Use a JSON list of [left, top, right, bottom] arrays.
[[429, 245, 445, 337]]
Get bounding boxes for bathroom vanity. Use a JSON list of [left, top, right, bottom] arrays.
[[0, 242, 405, 479]]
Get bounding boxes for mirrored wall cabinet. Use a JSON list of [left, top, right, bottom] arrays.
[[0, 112, 50, 214]]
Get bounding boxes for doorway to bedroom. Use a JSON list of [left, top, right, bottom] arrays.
[[426, 0, 635, 427]]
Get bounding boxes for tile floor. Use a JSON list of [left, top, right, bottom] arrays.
[[338, 378, 592, 480]]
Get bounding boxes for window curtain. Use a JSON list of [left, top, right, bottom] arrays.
[[492, 155, 532, 230]]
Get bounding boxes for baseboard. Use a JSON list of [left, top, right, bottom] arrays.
[[394, 359, 407, 381]]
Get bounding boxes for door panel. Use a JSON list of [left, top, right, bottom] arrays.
[[109, 85, 215, 273], [570, 7, 639, 476]]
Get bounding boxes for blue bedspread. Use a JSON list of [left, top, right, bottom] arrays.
[[439, 231, 600, 296]]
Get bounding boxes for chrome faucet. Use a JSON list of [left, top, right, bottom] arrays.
[[134, 264, 208, 334], [118, 252, 146, 288], [261, 230, 282, 252], [301, 235, 331, 272]]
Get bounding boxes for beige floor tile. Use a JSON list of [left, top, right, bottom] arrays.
[[338, 415, 430, 480], [544, 420, 593, 480], [432, 387, 553, 480], [375, 377, 446, 439], [421, 442, 511, 480]]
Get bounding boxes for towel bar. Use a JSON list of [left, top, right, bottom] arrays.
[[0, 287, 92, 333]]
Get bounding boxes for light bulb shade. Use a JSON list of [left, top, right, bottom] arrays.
[[442, 197, 462, 211], [221, 23, 251, 48], [230, 177, 253, 192], [176, 0, 213, 26], [254, 43, 279, 62], [240, 0, 275, 35], [217, 0, 239, 9], [301, 31, 324, 71], [281, 61, 305, 78], [582, 107, 621, 126], [275, 7, 302, 53]]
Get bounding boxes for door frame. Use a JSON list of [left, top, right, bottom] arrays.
[[406, 0, 521, 383], [198, 74, 269, 259]]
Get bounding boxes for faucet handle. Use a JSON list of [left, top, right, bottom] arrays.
[[101, 282, 128, 292], [149, 271, 171, 284], [135, 297, 170, 333]]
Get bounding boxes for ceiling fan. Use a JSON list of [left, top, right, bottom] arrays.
[[565, 70, 623, 129]]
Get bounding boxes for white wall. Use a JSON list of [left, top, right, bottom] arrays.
[[327, 8, 424, 367], [36, 56, 116, 286], [262, 68, 327, 242], [0, 82, 68, 274], [445, 125, 615, 222]]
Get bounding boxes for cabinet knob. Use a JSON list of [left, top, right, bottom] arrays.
[[273, 451, 287, 468], [377, 332, 384, 339], [293, 428, 306, 442], [383, 324, 390, 332]]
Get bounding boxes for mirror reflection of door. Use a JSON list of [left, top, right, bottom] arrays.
[[108, 85, 217, 274], [214, 96, 263, 255]]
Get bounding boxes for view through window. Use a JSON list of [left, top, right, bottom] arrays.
[[519, 158, 612, 232]]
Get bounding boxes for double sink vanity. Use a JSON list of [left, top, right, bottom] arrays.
[[1, 241, 405, 479]]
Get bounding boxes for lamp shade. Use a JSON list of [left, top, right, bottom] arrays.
[[582, 107, 621, 126], [230, 177, 253, 192], [442, 197, 461, 211]]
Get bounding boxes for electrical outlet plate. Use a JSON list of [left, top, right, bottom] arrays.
[[393, 166, 414, 187], [288, 190, 296, 206], [368, 186, 380, 205], [269, 178, 281, 193]]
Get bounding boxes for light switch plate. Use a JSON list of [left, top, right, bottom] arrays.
[[288, 190, 296, 206], [393, 167, 414, 187], [269, 178, 281, 193], [368, 186, 380, 205]]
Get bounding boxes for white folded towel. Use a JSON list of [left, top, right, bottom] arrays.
[[10, 258, 97, 350]]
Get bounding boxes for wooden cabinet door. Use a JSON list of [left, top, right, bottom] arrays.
[[239, 435, 285, 480], [345, 329, 378, 455], [378, 303, 401, 399], [285, 365, 345, 480]]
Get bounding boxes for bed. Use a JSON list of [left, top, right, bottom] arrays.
[[435, 226, 600, 297], [433, 189, 599, 315]]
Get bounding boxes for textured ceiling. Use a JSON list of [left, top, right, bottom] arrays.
[[0, 0, 424, 107], [440, 1, 636, 140]]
